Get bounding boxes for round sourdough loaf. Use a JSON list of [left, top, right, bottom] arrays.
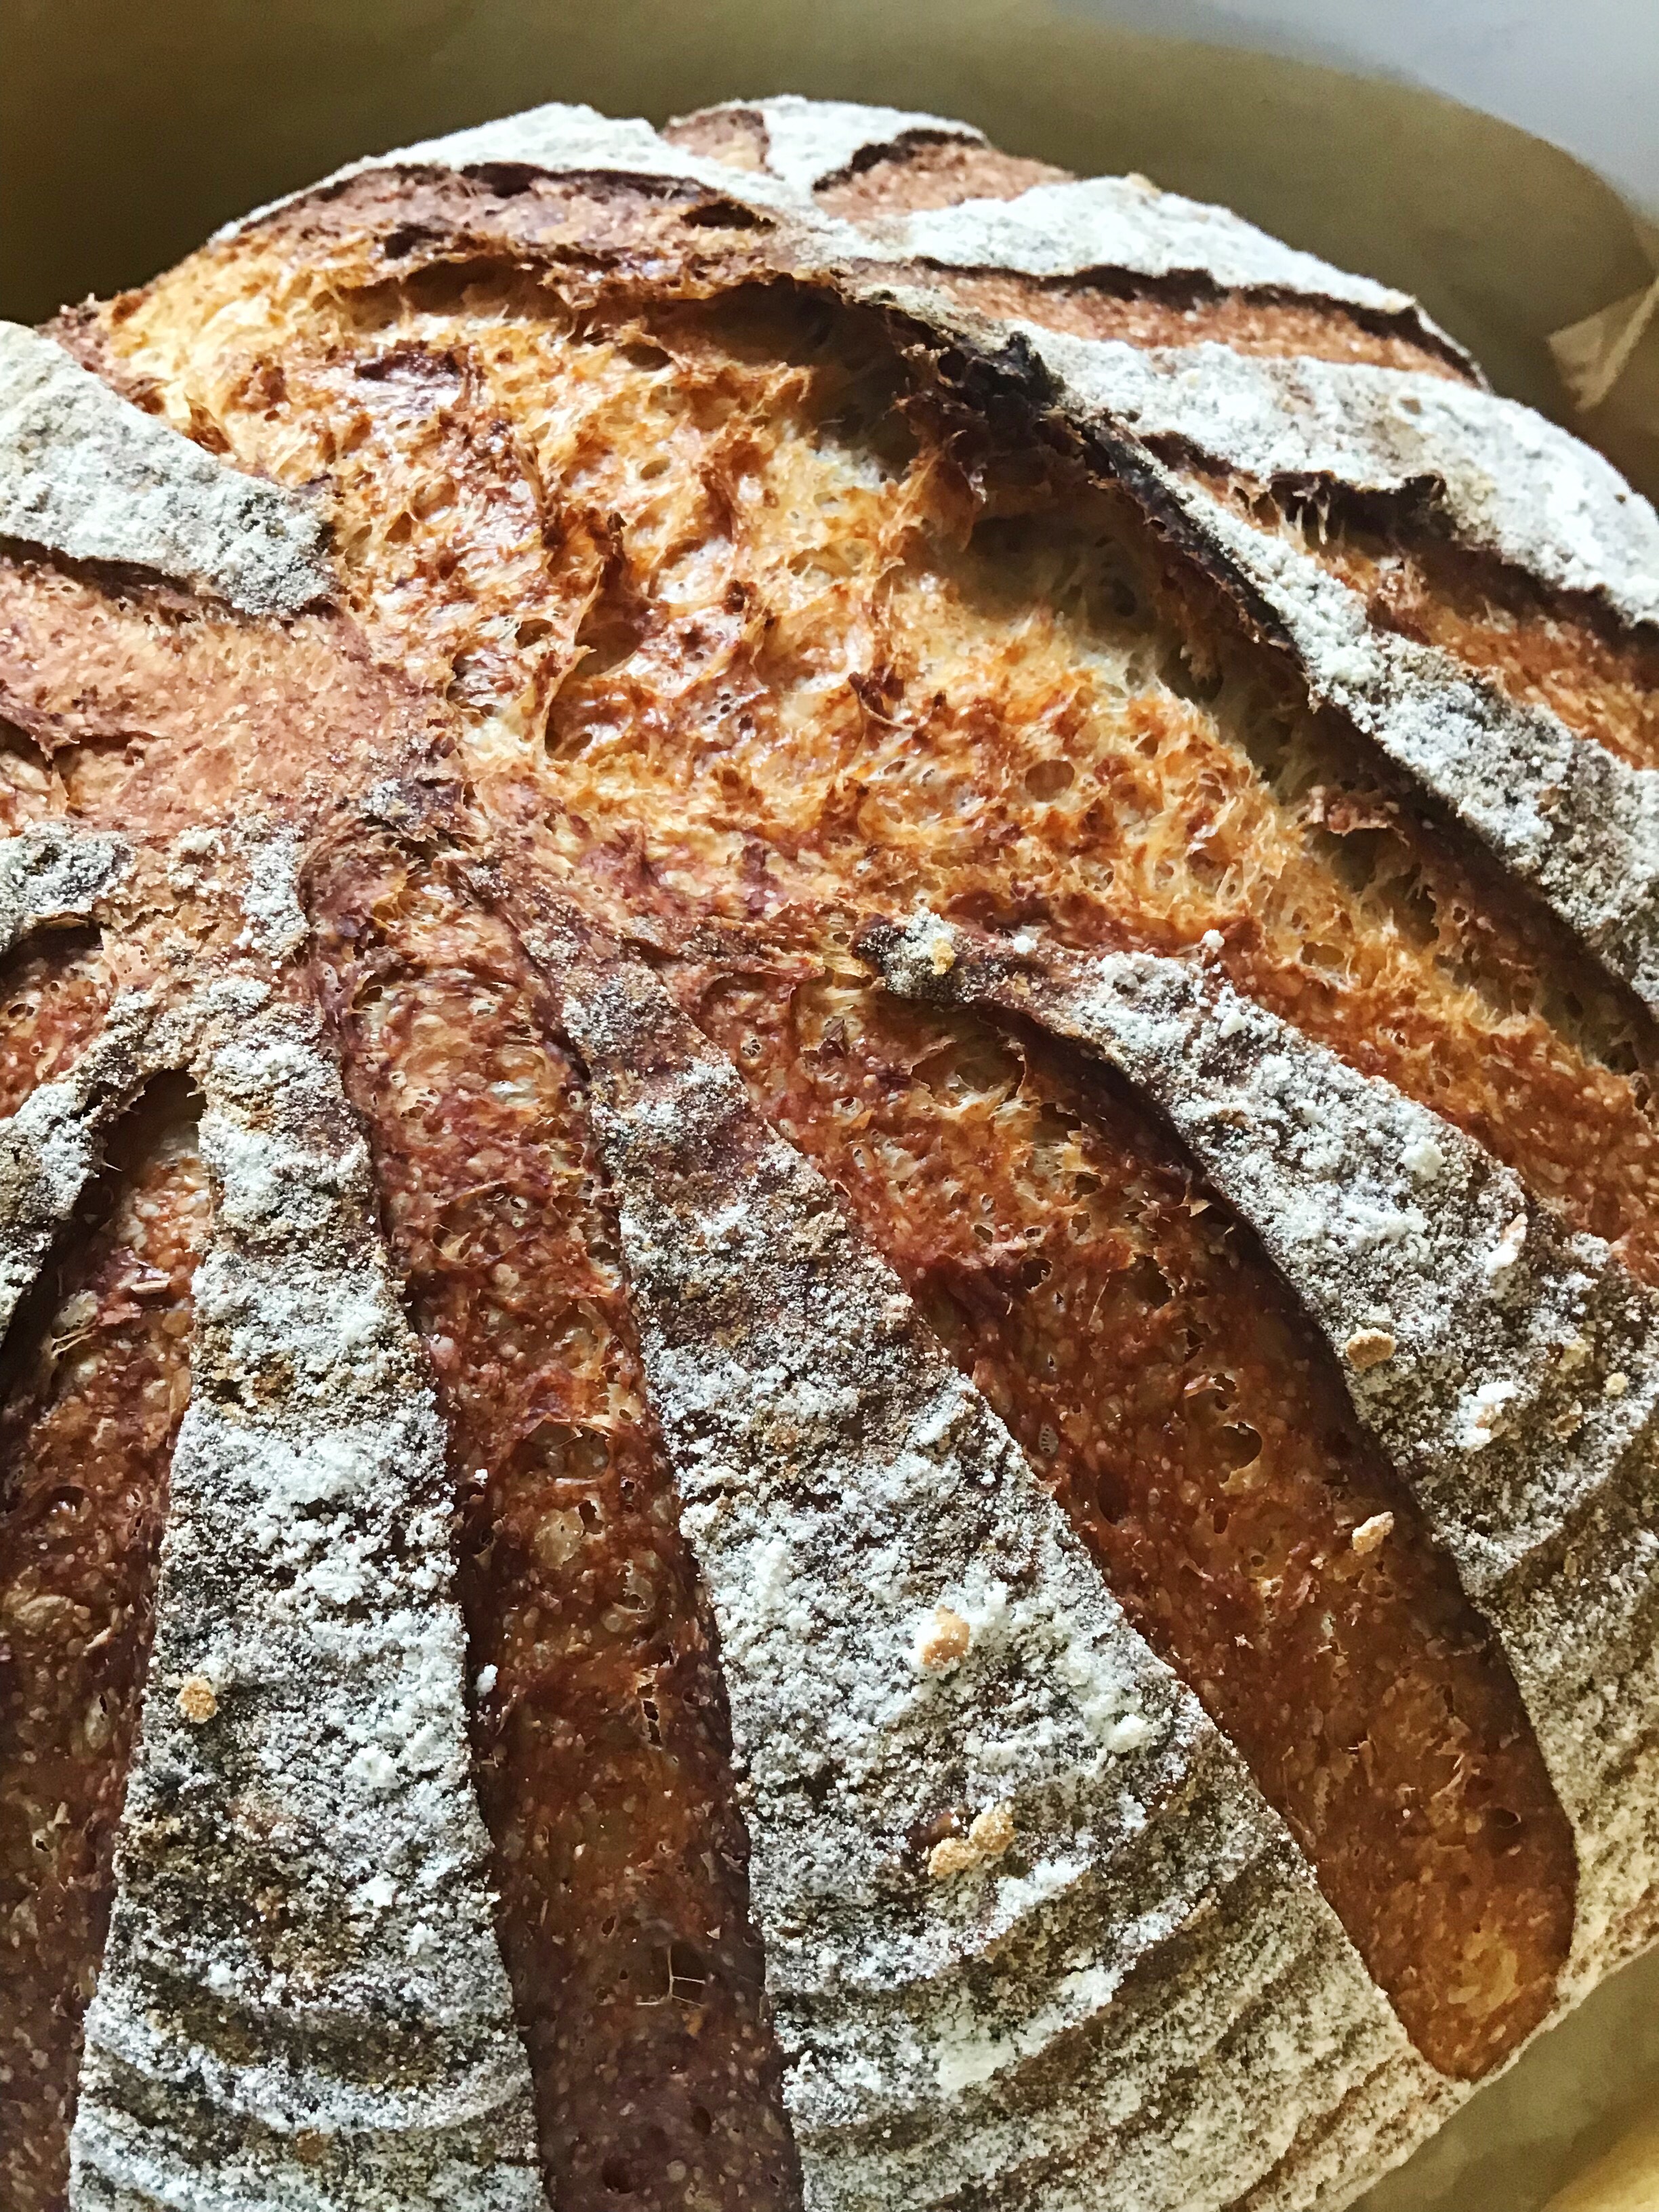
[[2, 91, 1659, 2212]]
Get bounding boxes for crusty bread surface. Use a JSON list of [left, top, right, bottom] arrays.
[[2, 91, 1658, 2212]]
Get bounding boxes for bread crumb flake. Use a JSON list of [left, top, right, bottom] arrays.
[[928, 1801, 1016, 1879], [927, 1835, 980, 1880], [1351, 1513, 1395, 1556], [1343, 1328, 1397, 1372], [1484, 1211, 1528, 1277], [915, 1605, 971, 1673], [177, 1675, 218, 1724], [967, 1802, 1016, 1857]]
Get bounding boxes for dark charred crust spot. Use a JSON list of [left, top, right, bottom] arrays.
[[0, 546, 213, 625], [167, 248, 1658, 1300], [245, 165, 779, 295], [678, 199, 775, 232]]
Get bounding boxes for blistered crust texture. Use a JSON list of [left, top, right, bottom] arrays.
[[2, 86, 1659, 2212]]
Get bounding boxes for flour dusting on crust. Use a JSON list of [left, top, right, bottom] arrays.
[[0, 823, 128, 959], [224, 101, 830, 237], [14, 86, 1659, 2212], [227, 103, 1659, 1021], [702, 94, 985, 194], [0, 323, 329, 615], [532, 911, 1447, 2212], [865, 914, 1659, 1994], [857, 178, 1433, 327], [1163, 466, 1659, 1008], [1007, 331, 1659, 627], [228, 100, 1455, 356], [0, 993, 159, 1336], [827, 285, 1659, 1006], [68, 1007, 544, 2211]]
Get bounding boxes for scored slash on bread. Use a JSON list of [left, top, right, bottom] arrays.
[[71, 1008, 546, 2211], [861, 910, 1659, 1992], [518, 890, 1448, 2211], [1, 89, 1658, 2212]]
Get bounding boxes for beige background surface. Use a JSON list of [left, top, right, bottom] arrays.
[[5, 3, 1658, 2203], [7, 0, 1658, 456]]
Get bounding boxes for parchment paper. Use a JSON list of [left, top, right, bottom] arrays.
[[5, 1, 1658, 2200], [1551, 215, 1659, 509]]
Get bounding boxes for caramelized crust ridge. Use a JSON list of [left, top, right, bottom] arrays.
[[312, 837, 798, 2212]]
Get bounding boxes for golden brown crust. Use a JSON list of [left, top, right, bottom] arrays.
[[659, 108, 775, 176], [310, 840, 797, 2212], [219, 167, 782, 316], [69, 216, 1645, 2082], [92, 237, 1659, 1292], [0, 557, 438, 840]]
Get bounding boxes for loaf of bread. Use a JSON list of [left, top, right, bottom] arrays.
[[2, 91, 1658, 2212]]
